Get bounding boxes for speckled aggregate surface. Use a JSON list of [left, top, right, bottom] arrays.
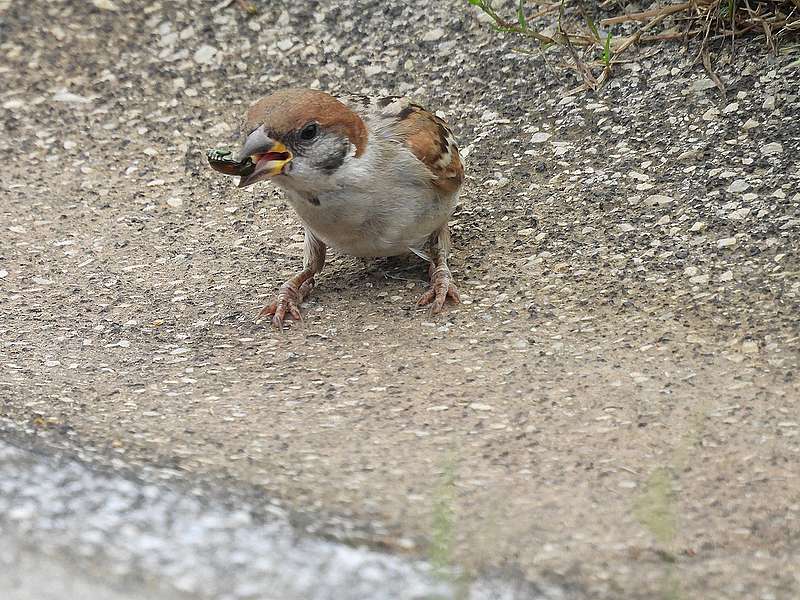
[[0, 436, 558, 600], [1, 0, 799, 598]]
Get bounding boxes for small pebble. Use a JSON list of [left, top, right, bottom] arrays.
[[759, 142, 783, 156]]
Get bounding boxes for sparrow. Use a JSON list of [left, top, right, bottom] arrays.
[[208, 88, 464, 327]]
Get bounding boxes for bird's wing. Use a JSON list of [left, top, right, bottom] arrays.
[[337, 95, 465, 196]]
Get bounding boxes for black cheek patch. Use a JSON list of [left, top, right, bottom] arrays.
[[314, 141, 349, 175], [308, 196, 321, 206]]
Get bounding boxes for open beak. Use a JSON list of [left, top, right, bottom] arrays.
[[236, 126, 293, 188]]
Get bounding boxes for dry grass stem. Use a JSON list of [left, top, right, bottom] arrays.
[[600, 1, 693, 25], [470, 0, 799, 92]]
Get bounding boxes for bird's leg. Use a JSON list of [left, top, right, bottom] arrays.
[[260, 229, 326, 327], [416, 225, 460, 313]]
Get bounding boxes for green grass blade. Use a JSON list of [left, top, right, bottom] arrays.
[[603, 31, 613, 67]]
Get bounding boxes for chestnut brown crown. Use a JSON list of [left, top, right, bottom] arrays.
[[244, 88, 368, 157]]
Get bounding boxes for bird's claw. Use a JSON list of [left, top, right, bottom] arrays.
[[259, 278, 315, 327], [417, 264, 460, 314]]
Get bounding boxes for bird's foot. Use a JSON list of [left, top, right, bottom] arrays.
[[417, 264, 460, 314], [259, 277, 315, 327]]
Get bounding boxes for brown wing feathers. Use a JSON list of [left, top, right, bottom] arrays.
[[392, 104, 464, 195]]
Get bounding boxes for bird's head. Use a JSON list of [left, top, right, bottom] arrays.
[[234, 88, 368, 191]]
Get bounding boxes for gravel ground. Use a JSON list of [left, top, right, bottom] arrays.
[[1, 437, 553, 600], [1, 0, 799, 598]]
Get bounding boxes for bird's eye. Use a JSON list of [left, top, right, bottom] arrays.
[[300, 122, 318, 141]]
